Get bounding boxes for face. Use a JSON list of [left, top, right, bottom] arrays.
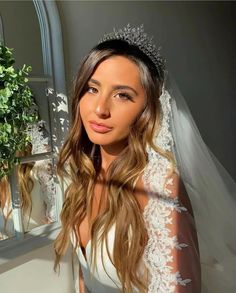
[[79, 55, 147, 151]]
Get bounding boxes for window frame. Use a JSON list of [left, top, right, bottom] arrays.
[[0, 0, 68, 265]]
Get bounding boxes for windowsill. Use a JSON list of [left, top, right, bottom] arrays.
[[0, 222, 61, 268]]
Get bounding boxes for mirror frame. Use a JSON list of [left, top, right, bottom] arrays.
[[0, 0, 68, 267]]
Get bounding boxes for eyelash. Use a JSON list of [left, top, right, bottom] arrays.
[[87, 86, 133, 101], [87, 86, 98, 94]]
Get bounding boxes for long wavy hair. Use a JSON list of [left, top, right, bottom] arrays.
[[54, 40, 176, 292], [0, 145, 34, 238]]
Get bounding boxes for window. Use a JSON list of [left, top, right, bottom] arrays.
[[0, 0, 68, 260]]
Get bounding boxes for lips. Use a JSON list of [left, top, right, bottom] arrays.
[[88, 120, 113, 133]]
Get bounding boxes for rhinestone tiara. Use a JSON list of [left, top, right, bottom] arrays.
[[98, 24, 166, 81]]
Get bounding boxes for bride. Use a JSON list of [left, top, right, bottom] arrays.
[[54, 24, 236, 293]]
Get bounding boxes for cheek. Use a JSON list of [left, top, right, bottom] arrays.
[[79, 98, 89, 122], [115, 105, 145, 132]]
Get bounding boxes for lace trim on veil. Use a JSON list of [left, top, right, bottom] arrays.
[[27, 121, 56, 221], [142, 90, 191, 292]]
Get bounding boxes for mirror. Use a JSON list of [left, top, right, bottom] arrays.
[[0, 158, 58, 240], [17, 80, 53, 157], [0, 1, 66, 241]]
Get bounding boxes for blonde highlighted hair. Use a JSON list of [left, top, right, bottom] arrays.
[[54, 40, 176, 292], [0, 146, 35, 238]]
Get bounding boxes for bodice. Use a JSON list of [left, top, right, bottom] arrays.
[[77, 224, 131, 293]]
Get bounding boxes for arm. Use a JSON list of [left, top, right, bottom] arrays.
[[143, 172, 201, 293], [164, 172, 201, 292]]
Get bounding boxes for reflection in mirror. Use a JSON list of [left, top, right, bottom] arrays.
[[0, 177, 15, 240], [19, 158, 57, 230], [30, 80, 52, 150], [0, 158, 57, 241], [26, 118, 51, 155], [17, 81, 52, 157]]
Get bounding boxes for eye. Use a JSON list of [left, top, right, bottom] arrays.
[[115, 92, 133, 101], [87, 86, 98, 94]]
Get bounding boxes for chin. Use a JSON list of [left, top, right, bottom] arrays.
[[86, 132, 128, 150], [86, 132, 115, 146]]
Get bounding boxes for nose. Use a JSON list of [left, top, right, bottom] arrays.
[[94, 95, 110, 118]]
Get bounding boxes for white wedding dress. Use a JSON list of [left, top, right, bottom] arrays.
[[72, 151, 201, 293]]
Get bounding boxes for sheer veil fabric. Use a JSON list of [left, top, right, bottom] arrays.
[[163, 74, 236, 292]]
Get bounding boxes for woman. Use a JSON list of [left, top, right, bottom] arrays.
[[54, 25, 236, 293]]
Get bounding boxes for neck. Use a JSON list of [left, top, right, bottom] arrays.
[[100, 140, 127, 172]]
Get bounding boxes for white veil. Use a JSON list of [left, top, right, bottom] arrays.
[[164, 74, 236, 292]]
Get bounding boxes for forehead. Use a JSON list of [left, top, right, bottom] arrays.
[[90, 55, 143, 87]]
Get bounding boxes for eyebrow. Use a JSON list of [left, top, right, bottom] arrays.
[[89, 78, 138, 96]]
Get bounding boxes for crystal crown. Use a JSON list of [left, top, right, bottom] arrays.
[[99, 24, 166, 81]]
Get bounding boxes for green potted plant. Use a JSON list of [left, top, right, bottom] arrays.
[[0, 43, 38, 178]]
